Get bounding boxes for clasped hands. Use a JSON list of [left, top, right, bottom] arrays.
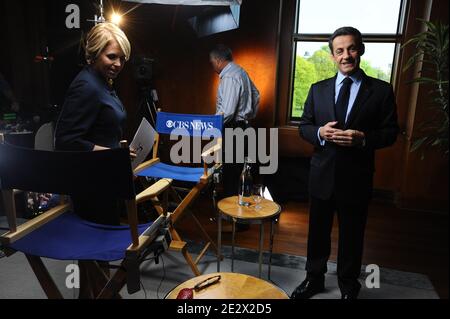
[[319, 121, 365, 147]]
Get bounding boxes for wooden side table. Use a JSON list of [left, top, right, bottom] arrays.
[[165, 272, 289, 299], [217, 196, 281, 279]]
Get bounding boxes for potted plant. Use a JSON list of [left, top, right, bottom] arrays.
[[402, 19, 449, 157]]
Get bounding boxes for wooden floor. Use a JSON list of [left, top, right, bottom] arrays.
[[175, 196, 449, 298]]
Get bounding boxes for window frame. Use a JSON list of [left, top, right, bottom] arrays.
[[286, 0, 409, 124]]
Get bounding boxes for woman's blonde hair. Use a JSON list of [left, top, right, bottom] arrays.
[[85, 22, 131, 64]]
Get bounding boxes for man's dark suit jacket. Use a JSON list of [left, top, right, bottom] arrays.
[[299, 71, 399, 202], [55, 66, 126, 151]]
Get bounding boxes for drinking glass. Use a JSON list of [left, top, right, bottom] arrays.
[[252, 184, 264, 210]]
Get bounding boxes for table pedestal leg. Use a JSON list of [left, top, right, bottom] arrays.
[[258, 223, 264, 278], [217, 213, 221, 272], [231, 218, 236, 272], [269, 219, 276, 280]]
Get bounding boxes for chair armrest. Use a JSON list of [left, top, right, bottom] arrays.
[[125, 214, 171, 256], [201, 139, 222, 179], [133, 158, 160, 175], [201, 143, 222, 159], [0, 203, 71, 246], [200, 163, 223, 182], [136, 178, 172, 204]]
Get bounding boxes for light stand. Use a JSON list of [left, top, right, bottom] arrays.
[[87, 0, 107, 25]]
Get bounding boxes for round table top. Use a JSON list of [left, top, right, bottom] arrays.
[[165, 272, 289, 299], [217, 196, 281, 221]]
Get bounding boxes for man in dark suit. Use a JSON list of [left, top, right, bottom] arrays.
[[292, 26, 399, 299]]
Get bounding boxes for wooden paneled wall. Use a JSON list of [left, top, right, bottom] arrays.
[[115, 0, 280, 137]]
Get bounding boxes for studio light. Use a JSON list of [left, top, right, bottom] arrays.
[[111, 12, 123, 25]]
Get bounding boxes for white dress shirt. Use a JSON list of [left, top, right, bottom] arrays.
[[216, 62, 260, 124], [317, 69, 363, 145]]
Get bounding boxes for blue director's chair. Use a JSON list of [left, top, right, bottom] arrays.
[[134, 111, 223, 276], [0, 137, 172, 298]]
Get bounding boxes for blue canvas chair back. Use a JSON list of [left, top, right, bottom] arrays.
[[136, 112, 223, 182], [156, 111, 223, 138], [0, 142, 135, 200]]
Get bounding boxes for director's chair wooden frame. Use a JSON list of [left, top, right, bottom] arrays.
[[0, 137, 172, 299], [134, 111, 223, 276]]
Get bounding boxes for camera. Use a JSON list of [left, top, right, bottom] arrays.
[[133, 56, 154, 87]]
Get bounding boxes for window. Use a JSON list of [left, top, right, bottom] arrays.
[[290, 0, 407, 120]]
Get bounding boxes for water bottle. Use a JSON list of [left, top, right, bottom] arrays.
[[238, 157, 253, 206]]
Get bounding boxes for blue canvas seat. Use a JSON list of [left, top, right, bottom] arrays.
[[134, 111, 223, 276], [9, 212, 152, 261], [138, 162, 204, 183], [0, 138, 172, 298]]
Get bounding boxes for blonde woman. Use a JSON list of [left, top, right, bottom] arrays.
[[55, 22, 130, 152]]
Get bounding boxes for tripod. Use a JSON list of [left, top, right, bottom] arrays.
[[136, 86, 158, 127]]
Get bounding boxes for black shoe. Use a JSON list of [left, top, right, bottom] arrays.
[[291, 279, 325, 299]]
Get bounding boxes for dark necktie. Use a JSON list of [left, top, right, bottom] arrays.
[[335, 77, 353, 128]]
